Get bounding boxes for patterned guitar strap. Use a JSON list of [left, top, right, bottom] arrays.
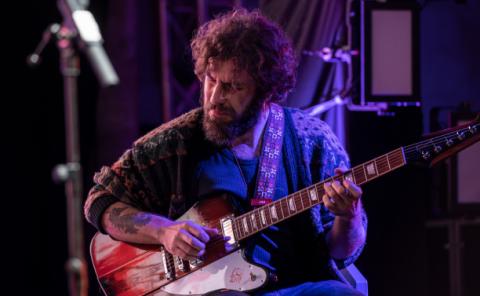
[[250, 103, 285, 207]]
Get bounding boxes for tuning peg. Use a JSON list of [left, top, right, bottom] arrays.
[[422, 150, 431, 160], [469, 125, 478, 134]]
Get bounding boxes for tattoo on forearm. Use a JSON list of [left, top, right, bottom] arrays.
[[109, 207, 152, 234]]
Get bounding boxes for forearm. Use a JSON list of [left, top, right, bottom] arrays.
[[326, 211, 366, 260], [101, 201, 172, 245]]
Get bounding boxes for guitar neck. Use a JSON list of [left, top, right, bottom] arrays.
[[231, 119, 479, 241], [232, 148, 406, 241]]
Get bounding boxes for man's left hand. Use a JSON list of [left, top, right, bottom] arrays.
[[322, 167, 363, 218]]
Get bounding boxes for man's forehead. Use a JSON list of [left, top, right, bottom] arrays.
[[207, 58, 251, 81]]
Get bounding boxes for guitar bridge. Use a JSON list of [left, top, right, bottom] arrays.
[[161, 247, 176, 280]]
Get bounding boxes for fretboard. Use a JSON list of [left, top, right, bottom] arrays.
[[231, 148, 406, 241]]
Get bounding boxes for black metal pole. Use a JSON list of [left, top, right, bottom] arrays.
[[54, 25, 89, 296]]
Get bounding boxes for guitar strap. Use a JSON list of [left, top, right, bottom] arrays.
[[250, 103, 285, 207]]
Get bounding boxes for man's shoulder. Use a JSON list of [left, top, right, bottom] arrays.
[[133, 108, 203, 161], [283, 107, 336, 140], [283, 107, 348, 159]]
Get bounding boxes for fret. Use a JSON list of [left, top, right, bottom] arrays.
[[375, 156, 389, 175], [308, 186, 319, 203], [280, 199, 288, 218], [364, 161, 378, 180], [286, 197, 293, 216], [255, 211, 262, 229], [304, 189, 312, 207], [285, 198, 292, 217], [250, 213, 257, 230], [239, 218, 245, 238], [382, 156, 391, 173], [337, 175, 344, 184], [299, 191, 305, 209], [330, 175, 338, 184], [294, 193, 302, 211], [240, 217, 246, 237], [270, 203, 278, 221], [233, 219, 240, 240], [388, 148, 406, 168], [344, 171, 354, 183], [353, 166, 366, 184], [260, 209, 267, 226], [234, 218, 242, 239], [317, 184, 325, 202], [385, 153, 392, 170], [387, 151, 398, 168], [264, 205, 272, 225], [242, 216, 249, 234], [307, 189, 313, 206], [304, 190, 310, 207], [247, 212, 254, 233], [288, 197, 296, 213], [361, 164, 367, 181]]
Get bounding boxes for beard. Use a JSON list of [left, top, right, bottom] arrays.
[[202, 97, 263, 147]]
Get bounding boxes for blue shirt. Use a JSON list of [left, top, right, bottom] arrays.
[[194, 147, 315, 286]]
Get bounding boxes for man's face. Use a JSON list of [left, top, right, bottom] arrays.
[[202, 59, 261, 145]]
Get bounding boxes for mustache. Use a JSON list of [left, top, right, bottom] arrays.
[[207, 103, 234, 114]]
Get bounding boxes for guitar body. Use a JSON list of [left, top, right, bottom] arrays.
[[90, 194, 268, 296]]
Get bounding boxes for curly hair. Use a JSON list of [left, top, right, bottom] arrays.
[[191, 9, 297, 103]]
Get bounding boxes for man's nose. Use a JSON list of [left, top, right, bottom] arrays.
[[211, 84, 226, 104]]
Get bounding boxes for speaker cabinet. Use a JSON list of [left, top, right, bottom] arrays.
[[360, 1, 420, 104], [449, 112, 480, 215]]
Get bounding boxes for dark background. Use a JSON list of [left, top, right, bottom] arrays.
[[8, 0, 479, 295]]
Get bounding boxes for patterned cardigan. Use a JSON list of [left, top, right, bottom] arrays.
[[84, 106, 367, 282]]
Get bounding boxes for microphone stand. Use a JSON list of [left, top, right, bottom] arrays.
[[27, 2, 118, 295], [54, 24, 89, 296]]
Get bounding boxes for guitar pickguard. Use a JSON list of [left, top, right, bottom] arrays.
[[155, 249, 267, 295]]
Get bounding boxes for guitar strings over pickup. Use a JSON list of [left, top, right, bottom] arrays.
[[189, 257, 203, 268], [220, 215, 237, 246], [175, 256, 190, 272]]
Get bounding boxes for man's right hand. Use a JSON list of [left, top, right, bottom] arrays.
[[102, 201, 221, 260], [158, 220, 219, 260]]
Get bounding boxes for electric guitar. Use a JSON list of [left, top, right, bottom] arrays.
[[90, 116, 479, 296]]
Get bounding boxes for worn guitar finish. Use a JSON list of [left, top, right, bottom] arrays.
[[91, 117, 479, 296], [91, 195, 268, 296]]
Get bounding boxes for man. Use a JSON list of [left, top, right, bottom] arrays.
[[85, 9, 366, 296]]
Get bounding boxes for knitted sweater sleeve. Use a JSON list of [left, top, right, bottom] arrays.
[[83, 108, 202, 233], [289, 108, 367, 268]]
